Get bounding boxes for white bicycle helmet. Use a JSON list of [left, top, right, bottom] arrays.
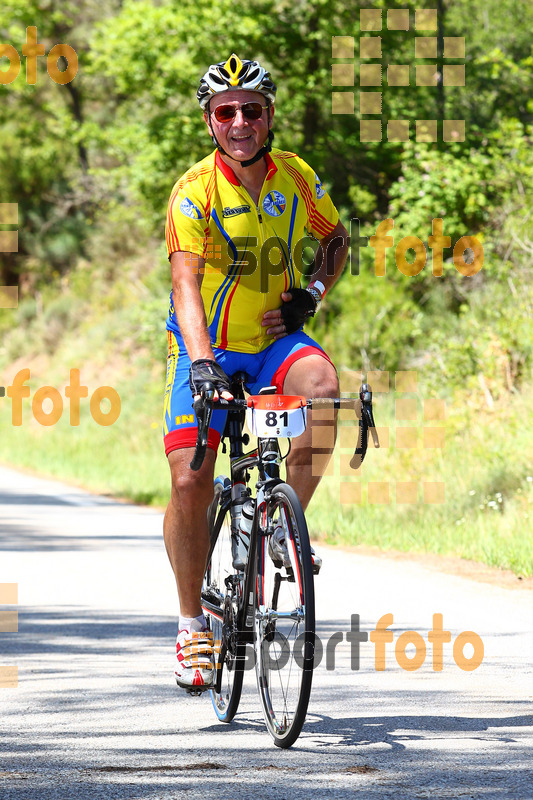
[[197, 54, 277, 109]]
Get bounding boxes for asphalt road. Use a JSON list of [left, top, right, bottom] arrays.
[[1, 464, 532, 799]]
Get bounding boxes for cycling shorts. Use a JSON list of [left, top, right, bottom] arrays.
[[163, 331, 334, 456]]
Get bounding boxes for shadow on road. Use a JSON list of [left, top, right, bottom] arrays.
[[1, 606, 532, 798]]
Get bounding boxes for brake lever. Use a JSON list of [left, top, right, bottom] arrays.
[[190, 384, 215, 471], [360, 382, 380, 448], [350, 382, 379, 469]]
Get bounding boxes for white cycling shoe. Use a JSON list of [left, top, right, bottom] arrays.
[[268, 524, 322, 575], [174, 628, 215, 693]]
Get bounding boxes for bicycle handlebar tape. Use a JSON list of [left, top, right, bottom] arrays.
[[350, 418, 368, 470]]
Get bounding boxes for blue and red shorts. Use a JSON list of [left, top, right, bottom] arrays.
[[163, 330, 334, 456]]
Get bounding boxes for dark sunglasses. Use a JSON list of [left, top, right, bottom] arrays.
[[211, 102, 268, 123]]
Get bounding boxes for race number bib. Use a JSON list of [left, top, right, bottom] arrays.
[[246, 395, 307, 438]]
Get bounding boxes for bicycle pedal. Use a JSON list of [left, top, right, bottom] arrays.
[[184, 686, 211, 697]]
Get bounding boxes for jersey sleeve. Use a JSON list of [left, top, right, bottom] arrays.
[[165, 176, 209, 259], [296, 156, 339, 240]]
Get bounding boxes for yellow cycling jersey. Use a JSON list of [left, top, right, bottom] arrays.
[[165, 147, 339, 353]]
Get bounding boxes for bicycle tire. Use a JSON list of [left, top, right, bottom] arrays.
[[254, 482, 315, 748], [202, 476, 245, 723]]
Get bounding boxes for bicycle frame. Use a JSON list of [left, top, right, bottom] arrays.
[[198, 373, 378, 745], [200, 372, 379, 633], [201, 376, 285, 645]]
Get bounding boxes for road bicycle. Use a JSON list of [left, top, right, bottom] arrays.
[[192, 372, 378, 748]]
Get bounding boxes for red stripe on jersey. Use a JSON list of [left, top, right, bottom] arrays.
[[274, 150, 298, 160], [166, 193, 181, 253], [280, 160, 337, 238], [205, 170, 216, 223], [175, 164, 213, 189], [219, 263, 245, 349], [312, 212, 337, 237], [282, 161, 314, 220], [265, 152, 278, 179], [216, 151, 240, 185]]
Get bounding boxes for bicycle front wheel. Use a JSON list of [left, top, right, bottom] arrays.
[[254, 483, 315, 748], [202, 476, 245, 723]]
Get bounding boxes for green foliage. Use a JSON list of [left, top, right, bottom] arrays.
[[311, 270, 423, 372], [2, 0, 533, 576]]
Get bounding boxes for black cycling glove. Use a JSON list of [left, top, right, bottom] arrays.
[[189, 358, 231, 397], [280, 288, 317, 334]]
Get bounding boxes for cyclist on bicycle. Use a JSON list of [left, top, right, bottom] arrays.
[[163, 54, 349, 690]]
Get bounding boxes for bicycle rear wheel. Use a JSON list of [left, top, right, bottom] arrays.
[[254, 483, 315, 748], [202, 476, 245, 722]]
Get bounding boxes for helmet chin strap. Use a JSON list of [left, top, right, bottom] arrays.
[[207, 101, 274, 168]]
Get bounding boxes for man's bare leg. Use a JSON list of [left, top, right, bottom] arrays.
[[282, 354, 339, 509], [163, 448, 216, 618]]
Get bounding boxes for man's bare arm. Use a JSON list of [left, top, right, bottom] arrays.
[[170, 251, 215, 362], [170, 251, 233, 400]]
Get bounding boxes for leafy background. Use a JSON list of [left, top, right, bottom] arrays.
[[1, 0, 532, 574]]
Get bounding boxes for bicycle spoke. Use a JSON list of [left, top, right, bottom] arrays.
[[254, 483, 315, 748], [201, 476, 244, 722]]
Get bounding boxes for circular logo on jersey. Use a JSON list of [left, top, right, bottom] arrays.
[[179, 197, 203, 219], [315, 173, 326, 199], [263, 190, 286, 217]]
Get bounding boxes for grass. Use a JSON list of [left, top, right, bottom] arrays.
[[306, 388, 533, 576], [0, 367, 170, 507], [1, 253, 532, 577], [1, 354, 532, 576]]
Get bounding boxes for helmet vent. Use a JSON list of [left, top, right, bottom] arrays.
[[197, 56, 277, 108]]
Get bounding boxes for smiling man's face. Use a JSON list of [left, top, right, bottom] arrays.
[[204, 90, 273, 163]]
